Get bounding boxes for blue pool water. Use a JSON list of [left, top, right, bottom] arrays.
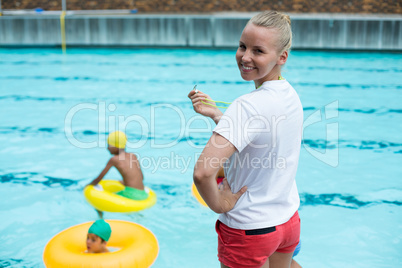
[[0, 48, 401, 267]]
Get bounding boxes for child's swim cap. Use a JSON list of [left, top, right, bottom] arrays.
[[88, 219, 112, 242], [107, 131, 127, 149]]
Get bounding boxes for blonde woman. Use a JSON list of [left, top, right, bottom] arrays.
[[189, 11, 303, 268]]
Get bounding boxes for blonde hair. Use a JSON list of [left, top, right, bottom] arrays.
[[249, 11, 292, 54]]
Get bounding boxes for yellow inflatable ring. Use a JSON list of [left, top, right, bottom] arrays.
[[84, 180, 157, 213], [192, 176, 225, 208], [43, 220, 158, 268], [191, 182, 208, 207]]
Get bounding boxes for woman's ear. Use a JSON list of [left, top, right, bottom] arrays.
[[277, 50, 288, 65]]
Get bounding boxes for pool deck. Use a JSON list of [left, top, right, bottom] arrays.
[[0, 11, 401, 50]]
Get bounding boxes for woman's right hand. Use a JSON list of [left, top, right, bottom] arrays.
[[188, 89, 223, 123]]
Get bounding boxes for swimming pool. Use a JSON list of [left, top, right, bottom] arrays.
[[0, 48, 401, 267]]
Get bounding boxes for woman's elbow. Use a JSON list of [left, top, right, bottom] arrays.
[[193, 168, 213, 185], [193, 169, 205, 185]]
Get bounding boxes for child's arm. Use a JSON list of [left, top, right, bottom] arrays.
[[88, 158, 115, 186]]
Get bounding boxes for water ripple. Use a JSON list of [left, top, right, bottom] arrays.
[[302, 139, 402, 151], [0, 127, 152, 143], [0, 60, 236, 68], [0, 259, 29, 268], [305, 106, 402, 114], [1, 75, 401, 90], [1, 172, 400, 209], [289, 65, 402, 73], [0, 95, 192, 108], [0, 95, 65, 102], [294, 82, 402, 90], [0, 126, 401, 152], [1, 60, 401, 74], [300, 193, 402, 209], [0, 172, 78, 189], [1, 95, 401, 115], [0, 75, 248, 86]]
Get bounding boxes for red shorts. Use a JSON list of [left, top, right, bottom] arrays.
[[216, 211, 300, 268], [216, 176, 224, 185]]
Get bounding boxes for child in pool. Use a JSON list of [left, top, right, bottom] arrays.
[[88, 131, 148, 202], [86, 219, 111, 253]]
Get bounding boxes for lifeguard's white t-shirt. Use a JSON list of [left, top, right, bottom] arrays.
[[213, 80, 303, 229]]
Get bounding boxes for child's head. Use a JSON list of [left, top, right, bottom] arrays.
[[86, 219, 112, 253], [107, 131, 127, 154], [236, 11, 292, 85]]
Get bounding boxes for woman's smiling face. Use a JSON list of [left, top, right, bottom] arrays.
[[235, 23, 287, 87]]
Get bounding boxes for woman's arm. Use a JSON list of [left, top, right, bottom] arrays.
[[193, 132, 247, 213], [188, 89, 223, 124]]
